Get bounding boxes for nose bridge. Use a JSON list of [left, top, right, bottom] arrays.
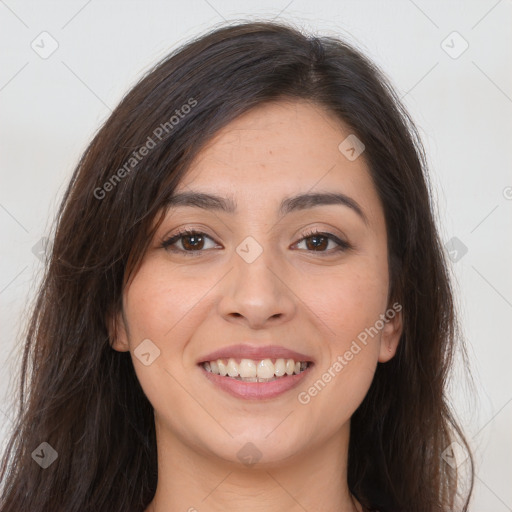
[[236, 240, 279, 292], [218, 235, 296, 327]]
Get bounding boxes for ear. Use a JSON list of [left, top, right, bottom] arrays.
[[108, 307, 130, 352], [378, 304, 403, 363]]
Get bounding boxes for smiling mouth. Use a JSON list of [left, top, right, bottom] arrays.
[[199, 357, 312, 382]]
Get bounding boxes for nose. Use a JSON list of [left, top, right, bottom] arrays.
[[217, 245, 297, 330]]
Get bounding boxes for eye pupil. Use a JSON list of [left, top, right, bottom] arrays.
[[182, 234, 204, 250], [306, 235, 328, 251]]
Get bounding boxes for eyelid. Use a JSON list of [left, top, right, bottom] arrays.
[[160, 223, 221, 244]]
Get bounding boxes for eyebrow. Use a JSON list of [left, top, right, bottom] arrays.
[[165, 191, 368, 225]]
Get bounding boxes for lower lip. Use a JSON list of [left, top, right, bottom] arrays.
[[199, 364, 314, 400]]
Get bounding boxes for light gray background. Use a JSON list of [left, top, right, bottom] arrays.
[[1, 1, 511, 510]]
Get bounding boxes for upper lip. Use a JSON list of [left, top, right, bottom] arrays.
[[198, 344, 315, 364]]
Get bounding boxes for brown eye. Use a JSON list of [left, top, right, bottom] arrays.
[[304, 234, 329, 251], [162, 230, 218, 254], [294, 230, 351, 253], [181, 233, 205, 250]]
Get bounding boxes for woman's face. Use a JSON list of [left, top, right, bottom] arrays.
[[112, 99, 402, 466]]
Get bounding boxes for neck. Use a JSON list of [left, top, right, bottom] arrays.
[[145, 417, 362, 512]]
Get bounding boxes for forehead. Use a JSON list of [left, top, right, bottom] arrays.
[[175, 99, 382, 222]]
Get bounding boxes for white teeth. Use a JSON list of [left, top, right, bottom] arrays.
[[218, 360, 228, 377], [274, 358, 286, 377], [239, 359, 257, 378], [201, 357, 310, 379], [257, 359, 275, 379], [227, 358, 239, 378]]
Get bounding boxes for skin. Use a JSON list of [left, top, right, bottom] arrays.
[[111, 99, 402, 512]]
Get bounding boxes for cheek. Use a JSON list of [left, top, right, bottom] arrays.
[[296, 252, 389, 409], [121, 259, 220, 398], [297, 269, 386, 424], [123, 258, 216, 344], [121, 262, 216, 430], [302, 262, 389, 341]]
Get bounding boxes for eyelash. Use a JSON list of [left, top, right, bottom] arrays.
[[161, 228, 352, 256]]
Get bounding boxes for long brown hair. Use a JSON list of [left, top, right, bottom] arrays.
[[0, 20, 474, 512]]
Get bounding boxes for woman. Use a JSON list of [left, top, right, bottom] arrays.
[[0, 20, 474, 512]]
